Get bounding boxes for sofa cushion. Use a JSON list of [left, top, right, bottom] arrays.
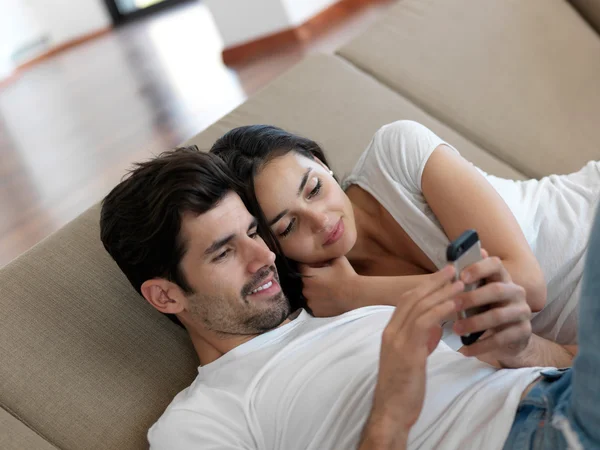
[[187, 54, 526, 180], [570, 0, 600, 34], [0, 407, 58, 450], [0, 204, 198, 450], [0, 54, 525, 450], [337, 0, 600, 178]]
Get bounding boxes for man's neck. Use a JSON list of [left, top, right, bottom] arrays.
[[189, 309, 302, 366]]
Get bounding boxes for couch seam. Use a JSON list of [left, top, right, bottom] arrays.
[[0, 401, 61, 450]]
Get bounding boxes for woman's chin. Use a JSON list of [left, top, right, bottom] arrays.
[[323, 236, 355, 262]]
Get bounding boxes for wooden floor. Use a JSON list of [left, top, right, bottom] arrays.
[[0, 0, 391, 268]]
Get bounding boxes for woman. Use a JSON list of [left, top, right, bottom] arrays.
[[211, 120, 599, 347]]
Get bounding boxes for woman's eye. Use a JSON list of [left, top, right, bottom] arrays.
[[307, 179, 322, 199], [279, 219, 296, 238], [249, 230, 259, 239]]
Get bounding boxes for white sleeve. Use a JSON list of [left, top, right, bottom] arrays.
[[363, 120, 458, 193], [148, 409, 255, 450]]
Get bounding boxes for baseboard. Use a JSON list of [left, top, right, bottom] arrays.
[[1, 27, 112, 88], [18, 27, 113, 71], [222, 0, 390, 66]]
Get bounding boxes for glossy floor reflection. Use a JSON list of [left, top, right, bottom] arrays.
[[0, 0, 390, 268]]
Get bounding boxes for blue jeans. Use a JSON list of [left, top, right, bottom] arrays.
[[503, 205, 600, 449]]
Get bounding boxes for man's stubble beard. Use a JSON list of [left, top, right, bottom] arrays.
[[188, 268, 291, 336]]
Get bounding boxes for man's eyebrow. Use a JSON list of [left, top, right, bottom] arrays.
[[204, 234, 235, 256], [248, 218, 258, 231], [204, 219, 258, 256], [267, 168, 312, 227]]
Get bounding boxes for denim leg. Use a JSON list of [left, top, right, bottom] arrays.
[[571, 203, 600, 444]]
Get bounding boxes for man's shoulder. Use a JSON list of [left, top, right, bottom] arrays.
[[159, 375, 243, 417], [148, 377, 247, 448]]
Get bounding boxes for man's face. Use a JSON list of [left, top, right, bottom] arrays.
[[178, 192, 290, 335]]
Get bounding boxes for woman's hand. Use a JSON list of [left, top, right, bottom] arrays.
[[299, 257, 360, 316]]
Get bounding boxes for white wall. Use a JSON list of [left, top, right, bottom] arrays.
[[0, 0, 47, 76], [282, 0, 338, 27], [205, 0, 340, 48], [0, 0, 111, 80], [27, 0, 111, 46], [205, 0, 291, 47]]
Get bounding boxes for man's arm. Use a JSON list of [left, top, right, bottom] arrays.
[[461, 334, 577, 368], [357, 267, 464, 450], [358, 415, 408, 450], [496, 335, 576, 368]]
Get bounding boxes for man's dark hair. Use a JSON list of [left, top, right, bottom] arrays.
[[210, 125, 335, 313], [100, 146, 237, 327]]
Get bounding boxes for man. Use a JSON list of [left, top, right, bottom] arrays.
[[100, 147, 599, 449]]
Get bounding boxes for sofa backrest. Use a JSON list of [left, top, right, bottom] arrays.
[[0, 52, 524, 449], [337, 0, 600, 178], [0, 204, 198, 450]]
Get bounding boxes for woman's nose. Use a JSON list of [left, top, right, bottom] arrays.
[[308, 210, 329, 233]]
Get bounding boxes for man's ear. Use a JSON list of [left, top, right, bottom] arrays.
[[140, 279, 185, 315]]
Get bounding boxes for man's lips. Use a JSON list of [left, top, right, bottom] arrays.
[[247, 273, 280, 297], [323, 218, 344, 246]]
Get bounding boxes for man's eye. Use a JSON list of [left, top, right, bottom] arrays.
[[213, 249, 230, 262], [307, 180, 322, 199], [279, 219, 296, 238]]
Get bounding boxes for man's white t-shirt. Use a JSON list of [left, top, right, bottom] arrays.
[[149, 307, 544, 450], [342, 120, 600, 346]]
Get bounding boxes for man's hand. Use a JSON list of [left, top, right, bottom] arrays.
[[360, 266, 464, 449], [299, 257, 360, 316], [453, 252, 532, 363]]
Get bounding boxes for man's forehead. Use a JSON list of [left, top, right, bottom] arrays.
[[181, 192, 251, 244]]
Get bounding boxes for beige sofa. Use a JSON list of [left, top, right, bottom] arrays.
[[2, 1, 599, 448]]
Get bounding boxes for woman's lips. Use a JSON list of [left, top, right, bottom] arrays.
[[324, 218, 344, 246]]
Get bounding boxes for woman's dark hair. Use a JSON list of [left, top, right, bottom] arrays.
[[100, 146, 237, 327], [210, 125, 334, 312]]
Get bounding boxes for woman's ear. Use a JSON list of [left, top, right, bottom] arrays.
[[140, 278, 186, 315]]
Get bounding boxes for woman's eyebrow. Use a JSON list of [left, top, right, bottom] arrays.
[[297, 168, 312, 195], [268, 210, 288, 226], [268, 168, 313, 226]]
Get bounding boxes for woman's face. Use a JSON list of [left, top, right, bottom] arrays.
[[253, 152, 357, 264]]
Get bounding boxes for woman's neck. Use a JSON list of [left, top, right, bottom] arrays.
[[345, 187, 391, 267], [345, 185, 434, 276]]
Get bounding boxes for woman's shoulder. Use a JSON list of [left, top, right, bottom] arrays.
[[345, 120, 452, 191]]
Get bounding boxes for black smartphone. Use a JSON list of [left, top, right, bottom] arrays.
[[446, 230, 488, 346]]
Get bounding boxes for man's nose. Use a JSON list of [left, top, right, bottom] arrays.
[[246, 237, 276, 274]]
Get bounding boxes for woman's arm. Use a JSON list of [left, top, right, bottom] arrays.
[[421, 145, 547, 312], [300, 257, 433, 316]]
